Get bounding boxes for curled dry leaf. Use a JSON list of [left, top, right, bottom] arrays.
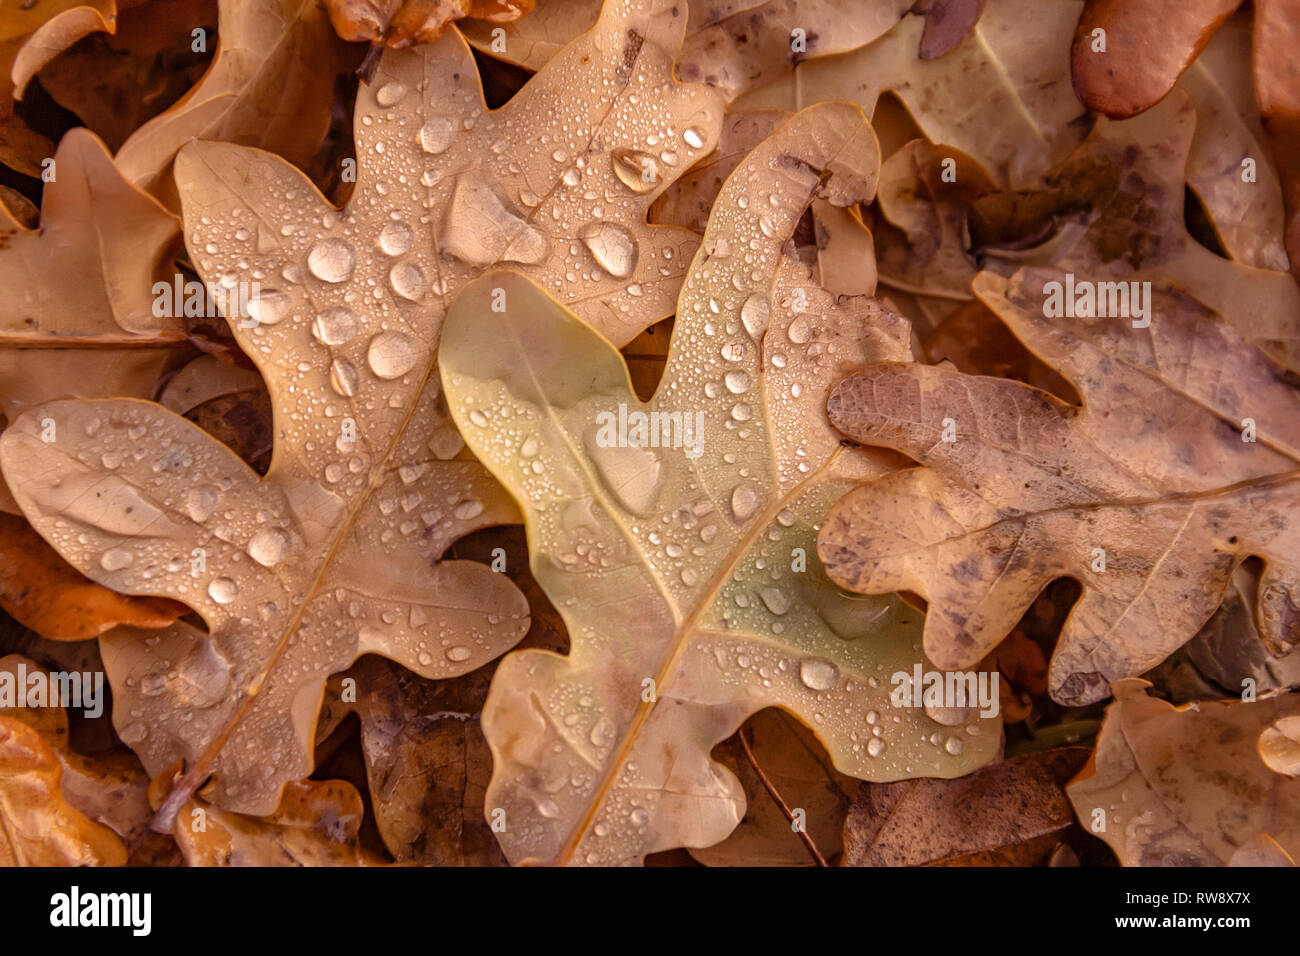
[[441, 102, 1001, 867], [149, 768, 380, 866], [982, 90, 1300, 370], [1253, 0, 1300, 283], [0, 653, 175, 863], [739, 0, 1091, 189], [0, 716, 126, 866], [114, 0, 347, 209], [1067, 678, 1300, 865], [325, 0, 533, 47], [0, 0, 118, 175], [1186, 564, 1300, 695], [0, 0, 724, 824], [0, 513, 188, 641], [843, 747, 1090, 866], [818, 266, 1300, 706]]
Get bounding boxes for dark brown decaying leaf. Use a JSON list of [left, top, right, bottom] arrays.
[[1067, 679, 1300, 865], [843, 747, 1090, 866], [819, 266, 1300, 706], [326, 0, 533, 47]]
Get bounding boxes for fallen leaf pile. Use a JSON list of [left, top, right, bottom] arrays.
[[0, 0, 1296, 868]]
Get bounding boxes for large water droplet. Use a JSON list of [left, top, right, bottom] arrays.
[[724, 370, 751, 394], [389, 261, 427, 301], [377, 221, 413, 256], [741, 294, 770, 340], [307, 239, 356, 283], [584, 430, 663, 516], [100, 547, 133, 571], [208, 577, 238, 604], [375, 81, 407, 107], [683, 127, 704, 149], [731, 483, 759, 521], [248, 528, 289, 567], [312, 307, 358, 345], [246, 289, 291, 326], [611, 147, 661, 193], [799, 658, 839, 691], [186, 485, 220, 523], [442, 176, 548, 266], [329, 357, 359, 397], [419, 117, 456, 154], [759, 586, 790, 616], [367, 331, 420, 379], [578, 222, 637, 278]]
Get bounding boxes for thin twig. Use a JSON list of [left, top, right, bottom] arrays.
[[737, 727, 828, 867]]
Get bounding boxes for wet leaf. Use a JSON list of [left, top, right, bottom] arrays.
[[819, 266, 1300, 706], [1066, 678, 1300, 865], [843, 747, 1090, 866], [1259, 715, 1300, 777], [0, 0, 724, 825], [441, 102, 1002, 866]]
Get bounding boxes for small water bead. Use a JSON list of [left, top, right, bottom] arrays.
[[367, 331, 420, 378], [330, 358, 360, 397], [307, 239, 356, 283], [787, 316, 812, 344], [446, 645, 472, 662], [247, 528, 289, 567], [945, 736, 964, 756], [683, 127, 704, 149], [312, 306, 359, 345], [208, 577, 239, 604], [731, 403, 753, 422], [389, 261, 428, 300], [454, 500, 484, 520], [760, 587, 791, 616], [562, 166, 581, 187], [375, 81, 407, 106], [629, 807, 649, 827], [867, 737, 886, 758], [419, 117, 456, 153], [100, 547, 133, 571], [378, 220, 413, 256], [578, 222, 637, 279]]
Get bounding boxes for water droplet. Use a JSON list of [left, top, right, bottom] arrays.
[[867, 737, 886, 758], [186, 485, 220, 522], [378, 220, 413, 256], [945, 736, 964, 756], [787, 315, 812, 344], [589, 717, 615, 747], [630, 807, 649, 827], [208, 577, 238, 604], [248, 528, 289, 567], [683, 127, 704, 149], [100, 547, 133, 571], [578, 222, 637, 278], [731, 483, 759, 521], [307, 239, 356, 283], [760, 586, 791, 616], [330, 357, 360, 396], [724, 370, 751, 394], [246, 289, 291, 325], [419, 116, 455, 153], [375, 81, 407, 106], [454, 500, 484, 520], [611, 147, 661, 193], [740, 294, 770, 340], [389, 261, 427, 300], [140, 673, 167, 697], [799, 658, 839, 691], [446, 645, 472, 662], [367, 331, 420, 378], [585, 431, 662, 516], [312, 307, 359, 345]]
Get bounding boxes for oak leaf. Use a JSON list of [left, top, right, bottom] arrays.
[[818, 266, 1300, 706], [1066, 678, 1300, 865], [326, 0, 533, 47], [440, 102, 1002, 866], [0, 0, 725, 825]]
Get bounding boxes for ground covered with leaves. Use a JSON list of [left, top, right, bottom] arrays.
[[0, 0, 1297, 868]]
